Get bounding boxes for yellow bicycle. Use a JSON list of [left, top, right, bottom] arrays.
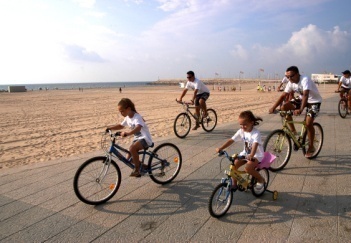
[[264, 110, 324, 171]]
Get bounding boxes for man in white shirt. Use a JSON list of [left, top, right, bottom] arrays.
[[336, 70, 351, 111], [269, 66, 322, 158], [178, 71, 210, 130]]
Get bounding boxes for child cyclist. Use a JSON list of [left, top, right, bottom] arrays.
[[215, 110, 265, 190], [106, 98, 153, 177]]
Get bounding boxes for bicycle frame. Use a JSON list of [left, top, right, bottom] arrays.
[[104, 134, 169, 174], [279, 112, 307, 149], [179, 102, 201, 121]]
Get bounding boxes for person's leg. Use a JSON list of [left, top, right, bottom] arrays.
[[347, 89, 351, 111], [281, 102, 297, 133], [232, 159, 247, 188], [192, 96, 201, 130], [199, 98, 207, 117], [129, 141, 144, 176], [244, 159, 264, 184], [305, 115, 315, 154]]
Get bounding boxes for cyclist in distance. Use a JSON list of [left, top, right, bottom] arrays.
[[269, 66, 322, 158], [106, 98, 153, 177], [336, 70, 351, 112], [178, 70, 210, 130]]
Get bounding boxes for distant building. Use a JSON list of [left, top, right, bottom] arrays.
[[311, 73, 340, 83], [8, 86, 26, 92]]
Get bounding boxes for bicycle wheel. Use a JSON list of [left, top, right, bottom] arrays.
[[208, 182, 233, 218], [263, 129, 292, 172], [201, 108, 217, 132], [73, 156, 121, 205], [173, 113, 191, 138], [338, 98, 348, 118], [301, 122, 324, 159], [148, 143, 182, 184], [251, 168, 269, 197]]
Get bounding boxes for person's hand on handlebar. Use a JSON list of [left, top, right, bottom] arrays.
[[268, 107, 275, 114]]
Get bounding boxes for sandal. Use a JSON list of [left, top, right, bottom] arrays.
[[130, 170, 141, 177], [305, 148, 316, 158]]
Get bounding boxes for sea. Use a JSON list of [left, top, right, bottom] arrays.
[[0, 81, 154, 91]]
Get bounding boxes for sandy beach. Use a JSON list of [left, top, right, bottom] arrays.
[[0, 82, 336, 169]]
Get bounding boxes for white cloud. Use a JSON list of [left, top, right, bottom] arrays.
[[72, 0, 95, 8]]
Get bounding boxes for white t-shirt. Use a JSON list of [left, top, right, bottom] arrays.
[[231, 128, 264, 162], [185, 78, 210, 94], [339, 76, 351, 89], [121, 113, 153, 146], [284, 75, 322, 103]]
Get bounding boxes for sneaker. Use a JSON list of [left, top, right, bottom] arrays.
[[130, 170, 141, 177], [255, 182, 264, 190]]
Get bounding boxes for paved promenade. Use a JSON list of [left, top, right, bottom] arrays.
[[0, 95, 350, 242]]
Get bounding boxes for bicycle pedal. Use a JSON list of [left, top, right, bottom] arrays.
[[293, 144, 299, 151]]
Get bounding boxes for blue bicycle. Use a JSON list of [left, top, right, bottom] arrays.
[[73, 131, 182, 205]]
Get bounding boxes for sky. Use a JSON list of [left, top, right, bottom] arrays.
[[0, 0, 351, 84]]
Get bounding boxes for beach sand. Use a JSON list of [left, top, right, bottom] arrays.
[[0, 82, 336, 169]]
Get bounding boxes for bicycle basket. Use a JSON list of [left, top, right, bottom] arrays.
[[101, 132, 112, 152]]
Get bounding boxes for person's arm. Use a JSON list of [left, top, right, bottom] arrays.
[[294, 90, 309, 115], [269, 92, 287, 113], [247, 142, 258, 161], [215, 139, 234, 153], [106, 124, 124, 131], [179, 88, 188, 102], [337, 80, 342, 91], [121, 124, 142, 137], [191, 89, 199, 104]]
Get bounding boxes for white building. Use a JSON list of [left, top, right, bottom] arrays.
[[311, 73, 340, 83]]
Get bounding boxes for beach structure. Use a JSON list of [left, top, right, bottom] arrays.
[[8, 86, 26, 92], [311, 73, 340, 83]]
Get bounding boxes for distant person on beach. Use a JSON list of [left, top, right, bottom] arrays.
[[269, 66, 322, 158], [119, 87, 122, 93], [178, 70, 210, 130], [336, 70, 351, 111], [215, 110, 266, 191], [106, 98, 153, 177]]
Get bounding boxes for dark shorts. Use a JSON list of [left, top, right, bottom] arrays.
[[132, 139, 149, 149], [306, 103, 321, 118], [290, 97, 301, 110], [340, 87, 351, 93], [195, 92, 210, 106]]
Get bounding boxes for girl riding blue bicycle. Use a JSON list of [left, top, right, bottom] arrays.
[[106, 98, 153, 177]]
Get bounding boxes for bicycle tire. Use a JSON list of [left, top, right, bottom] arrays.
[[201, 108, 217, 132], [263, 129, 292, 172], [73, 156, 121, 205], [251, 168, 269, 197], [301, 122, 324, 159], [338, 98, 348, 118], [208, 182, 233, 218], [148, 143, 182, 184], [173, 113, 191, 138]]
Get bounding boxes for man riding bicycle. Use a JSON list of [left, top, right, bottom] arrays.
[[269, 66, 322, 158], [336, 70, 351, 112], [178, 71, 210, 130]]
